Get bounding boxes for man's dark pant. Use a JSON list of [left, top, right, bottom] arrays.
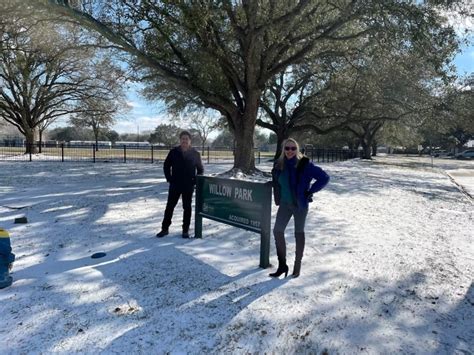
[[162, 184, 194, 232]]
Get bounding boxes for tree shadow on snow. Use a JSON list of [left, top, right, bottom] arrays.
[[3, 232, 291, 353], [1, 163, 170, 268], [0, 161, 293, 352], [325, 163, 463, 204], [1, 161, 470, 353], [212, 270, 473, 353], [434, 282, 474, 354]]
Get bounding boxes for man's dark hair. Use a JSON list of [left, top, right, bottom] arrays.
[[179, 131, 192, 139]]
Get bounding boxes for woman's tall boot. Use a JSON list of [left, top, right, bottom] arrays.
[[269, 232, 288, 278], [293, 232, 305, 278]]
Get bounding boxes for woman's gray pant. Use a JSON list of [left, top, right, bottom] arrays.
[[273, 203, 308, 267]]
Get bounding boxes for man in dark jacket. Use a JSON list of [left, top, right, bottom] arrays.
[[156, 131, 204, 238]]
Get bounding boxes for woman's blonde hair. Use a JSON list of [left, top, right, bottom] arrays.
[[275, 138, 304, 170]]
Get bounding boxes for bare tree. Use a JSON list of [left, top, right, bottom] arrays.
[[176, 110, 221, 152], [70, 58, 127, 150], [0, 14, 126, 153], [70, 98, 115, 150]]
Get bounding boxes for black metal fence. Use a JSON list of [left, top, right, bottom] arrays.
[[0, 143, 361, 164], [304, 146, 363, 162]]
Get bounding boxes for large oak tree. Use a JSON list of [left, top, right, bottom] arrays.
[[29, 0, 460, 172]]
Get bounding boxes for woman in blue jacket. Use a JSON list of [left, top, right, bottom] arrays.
[[270, 138, 330, 278]]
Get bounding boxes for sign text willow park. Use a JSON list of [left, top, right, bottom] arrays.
[[195, 176, 272, 268]]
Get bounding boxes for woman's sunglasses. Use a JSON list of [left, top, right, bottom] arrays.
[[284, 146, 297, 151]]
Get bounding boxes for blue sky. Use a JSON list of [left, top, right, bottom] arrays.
[[116, 83, 168, 135], [453, 42, 474, 76]]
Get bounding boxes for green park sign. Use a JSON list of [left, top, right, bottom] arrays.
[[195, 176, 272, 268]]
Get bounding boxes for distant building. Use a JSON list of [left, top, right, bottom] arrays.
[[1, 124, 22, 146], [0, 135, 23, 147]]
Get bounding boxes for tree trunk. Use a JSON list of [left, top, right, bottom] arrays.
[[232, 95, 259, 173], [94, 127, 99, 151], [24, 127, 38, 154], [231, 89, 261, 174], [360, 140, 372, 159], [233, 122, 256, 173], [38, 130, 44, 153], [347, 139, 360, 150], [273, 131, 289, 161], [372, 140, 377, 157]]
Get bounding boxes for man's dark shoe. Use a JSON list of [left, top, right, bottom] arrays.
[[182, 231, 190, 239], [156, 230, 169, 238]]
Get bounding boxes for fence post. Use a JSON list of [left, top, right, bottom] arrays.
[[93, 145, 96, 163], [258, 150, 261, 164], [194, 176, 203, 239], [151, 145, 154, 164], [207, 146, 210, 164], [61, 143, 64, 162], [124, 145, 127, 163]]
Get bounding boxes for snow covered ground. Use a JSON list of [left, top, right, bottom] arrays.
[[0, 156, 472, 354]]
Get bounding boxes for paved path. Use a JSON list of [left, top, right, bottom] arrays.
[[372, 155, 474, 201], [428, 157, 473, 199]]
